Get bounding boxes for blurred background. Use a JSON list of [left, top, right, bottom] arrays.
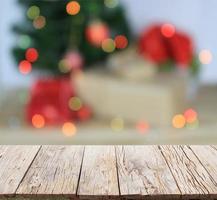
[[0, 0, 216, 144]]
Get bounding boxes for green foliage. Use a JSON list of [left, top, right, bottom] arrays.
[[12, 0, 131, 74]]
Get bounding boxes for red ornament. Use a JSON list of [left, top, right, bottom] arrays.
[[77, 106, 92, 121], [138, 25, 169, 63], [138, 24, 194, 67], [168, 32, 193, 66], [86, 21, 110, 47], [115, 35, 128, 49], [25, 48, 39, 63]]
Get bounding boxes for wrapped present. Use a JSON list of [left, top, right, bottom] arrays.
[[74, 70, 187, 126]]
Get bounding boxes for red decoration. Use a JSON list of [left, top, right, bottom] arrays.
[[25, 48, 39, 63], [138, 24, 194, 67], [26, 77, 91, 126], [19, 60, 32, 74], [86, 21, 110, 47], [115, 35, 128, 49]]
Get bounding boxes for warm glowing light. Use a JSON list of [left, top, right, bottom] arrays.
[[102, 38, 115, 53], [33, 16, 46, 29], [27, 6, 40, 20], [161, 24, 175, 38], [68, 97, 82, 111], [18, 35, 31, 49], [110, 117, 124, 132], [114, 35, 128, 49], [19, 60, 32, 75], [25, 48, 39, 63], [66, 1, 80, 15], [199, 49, 212, 64], [172, 114, 186, 129], [136, 121, 149, 134], [104, 0, 118, 8], [32, 114, 45, 128], [86, 21, 110, 47], [184, 108, 198, 123], [62, 122, 76, 136]]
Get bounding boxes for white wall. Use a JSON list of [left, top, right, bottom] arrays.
[[1, 0, 217, 89]]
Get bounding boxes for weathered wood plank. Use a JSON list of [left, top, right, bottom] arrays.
[[190, 145, 217, 185], [160, 145, 217, 198], [16, 146, 84, 198], [116, 146, 180, 198], [77, 146, 119, 198], [0, 145, 40, 195]]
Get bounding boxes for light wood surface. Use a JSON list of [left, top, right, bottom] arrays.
[[0, 145, 217, 199]]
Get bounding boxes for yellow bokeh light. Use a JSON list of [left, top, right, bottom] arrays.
[[66, 1, 80, 15], [33, 16, 46, 29], [199, 49, 212, 65], [104, 0, 119, 8], [110, 117, 124, 132], [62, 122, 76, 137], [58, 59, 71, 73], [172, 114, 186, 129], [68, 97, 82, 111], [102, 38, 116, 53], [27, 6, 40, 20]]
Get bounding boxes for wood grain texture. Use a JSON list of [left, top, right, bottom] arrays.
[[160, 145, 217, 198], [77, 146, 119, 198], [190, 146, 217, 186], [16, 146, 84, 198], [0, 145, 40, 195], [116, 146, 180, 198]]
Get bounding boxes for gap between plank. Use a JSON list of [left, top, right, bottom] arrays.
[[114, 146, 121, 196], [14, 145, 42, 195], [157, 145, 182, 195], [187, 145, 217, 186], [75, 146, 86, 196]]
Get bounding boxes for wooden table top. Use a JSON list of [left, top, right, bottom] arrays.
[[0, 145, 217, 199]]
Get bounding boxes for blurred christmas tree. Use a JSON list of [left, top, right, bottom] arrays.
[[12, 0, 131, 74]]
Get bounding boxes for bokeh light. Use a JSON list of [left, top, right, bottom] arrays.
[[104, 0, 119, 8], [68, 97, 82, 111], [66, 1, 80, 15], [161, 23, 175, 38], [110, 117, 124, 132], [199, 49, 212, 64], [186, 119, 199, 130], [27, 6, 40, 20], [172, 114, 186, 129], [136, 121, 149, 134], [58, 59, 71, 73], [25, 48, 39, 63], [33, 16, 46, 29], [102, 38, 116, 53], [114, 35, 128, 49], [62, 122, 76, 136], [19, 60, 32, 75], [184, 108, 198, 123], [32, 114, 45, 128], [86, 21, 110, 47], [18, 35, 31, 49]]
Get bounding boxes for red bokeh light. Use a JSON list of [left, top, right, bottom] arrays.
[[77, 106, 92, 121], [184, 108, 198, 123], [25, 48, 39, 63], [115, 35, 128, 49], [161, 24, 175, 38], [19, 60, 32, 74], [136, 121, 149, 134]]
